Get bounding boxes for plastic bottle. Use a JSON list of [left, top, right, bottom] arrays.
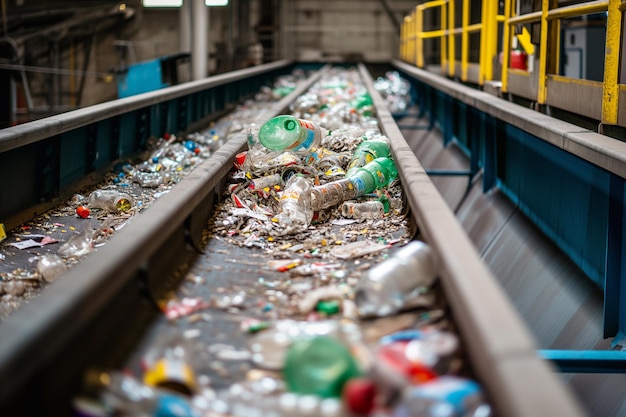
[[258, 115, 324, 153], [250, 173, 282, 191], [346, 139, 391, 176], [341, 200, 385, 220], [283, 335, 362, 398], [36, 254, 67, 283], [277, 175, 313, 231], [133, 172, 163, 188], [354, 240, 437, 318], [57, 226, 94, 258], [247, 123, 259, 148], [351, 92, 373, 116], [347, 157, 398, 197], [88, 190, 133, 212], [310, 179, 357, 211]]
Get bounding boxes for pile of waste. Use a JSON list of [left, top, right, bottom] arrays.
[[70, 68, 491, 417], [0, 71, 309, 319]]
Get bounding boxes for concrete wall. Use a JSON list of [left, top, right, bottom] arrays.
[[281, 0, 415, 62], [10, 0, 412, 114]]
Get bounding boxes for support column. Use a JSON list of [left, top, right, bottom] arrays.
[[192, 0, 208, 80], [180, 0, 191, 52]]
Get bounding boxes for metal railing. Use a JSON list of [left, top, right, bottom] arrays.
[[399, 0, 623, 128], [399, 0, 502, 85]]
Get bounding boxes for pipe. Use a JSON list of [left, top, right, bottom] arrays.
[[192, 0, 208, 80]]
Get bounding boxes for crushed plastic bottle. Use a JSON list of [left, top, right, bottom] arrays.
[[259, 115, 324, 153], [277, 175, 313, 233], [57, 226, 95, 258], [341, 200, 385, 220], [310, 179, 357, 211], [133, 172, 164, 188], [88, 190, 133, 212], [354, 240, 437, 318], [348, 157, 398, 197], [36, 254, 68, 283], [346, 138, 391, 176]]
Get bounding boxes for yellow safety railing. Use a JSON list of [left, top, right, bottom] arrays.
[[400, 0, 621, 126], [399, 0, 502, 85], [501, 0, 620, 125]]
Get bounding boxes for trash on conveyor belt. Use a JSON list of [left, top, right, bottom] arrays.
[[0, 71, 310, 319], [3, 67, 492, 416]]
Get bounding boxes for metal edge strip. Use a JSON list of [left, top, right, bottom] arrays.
[[358, 63, 587, 417]]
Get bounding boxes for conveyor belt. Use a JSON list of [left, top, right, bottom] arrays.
[[0, 62, 586, 417]]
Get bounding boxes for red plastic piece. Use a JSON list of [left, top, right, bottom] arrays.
[[343, 377, 377, 415], [76, 206, 90, 218]]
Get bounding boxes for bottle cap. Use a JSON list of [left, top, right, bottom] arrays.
[[342, 378, 377, 415]]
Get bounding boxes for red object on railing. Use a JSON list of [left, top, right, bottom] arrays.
[[509, 50, 528, 70]]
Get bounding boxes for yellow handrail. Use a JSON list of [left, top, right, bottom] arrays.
[[507, 11, 542, 25], [448, 0, 456, 76], [547, 0, 608, 20], [461, 0, 470, 80], [603, 0, 621, 124]]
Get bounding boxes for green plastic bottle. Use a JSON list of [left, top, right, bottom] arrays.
[[346, 139, 391, 176], [283, 335, 362, 398], [258, 115, 323, 153], [351, 93, 373, 116], [348, 157, 398, 197]]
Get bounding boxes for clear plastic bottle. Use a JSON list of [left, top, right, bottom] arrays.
[[247, 123, 259, 148], [36, 254, 67, 283], [250, 173, 282, 190], [277, 175, 313, 231], [258, 115, 324, 153], [88, 190, 133, 212], [354, 240, 437, 318], [346, 138, 391, 176], [310, 179, 357, 211], [341, 200, 385, 220], [347, 157, 398, 197], [133, 172, 163, 188]]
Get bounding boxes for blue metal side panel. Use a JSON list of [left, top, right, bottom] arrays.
[[604, 177, 626, 337], [167, 100, 179, 135], [95, 119, 114, 170], [456, 102, 469, 151], [0, 143, 40, 219], [149, 104, 162, 137], [497, 125, 610, 288], [59, 129, 87, 188], [118, 113, 138, 158]]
